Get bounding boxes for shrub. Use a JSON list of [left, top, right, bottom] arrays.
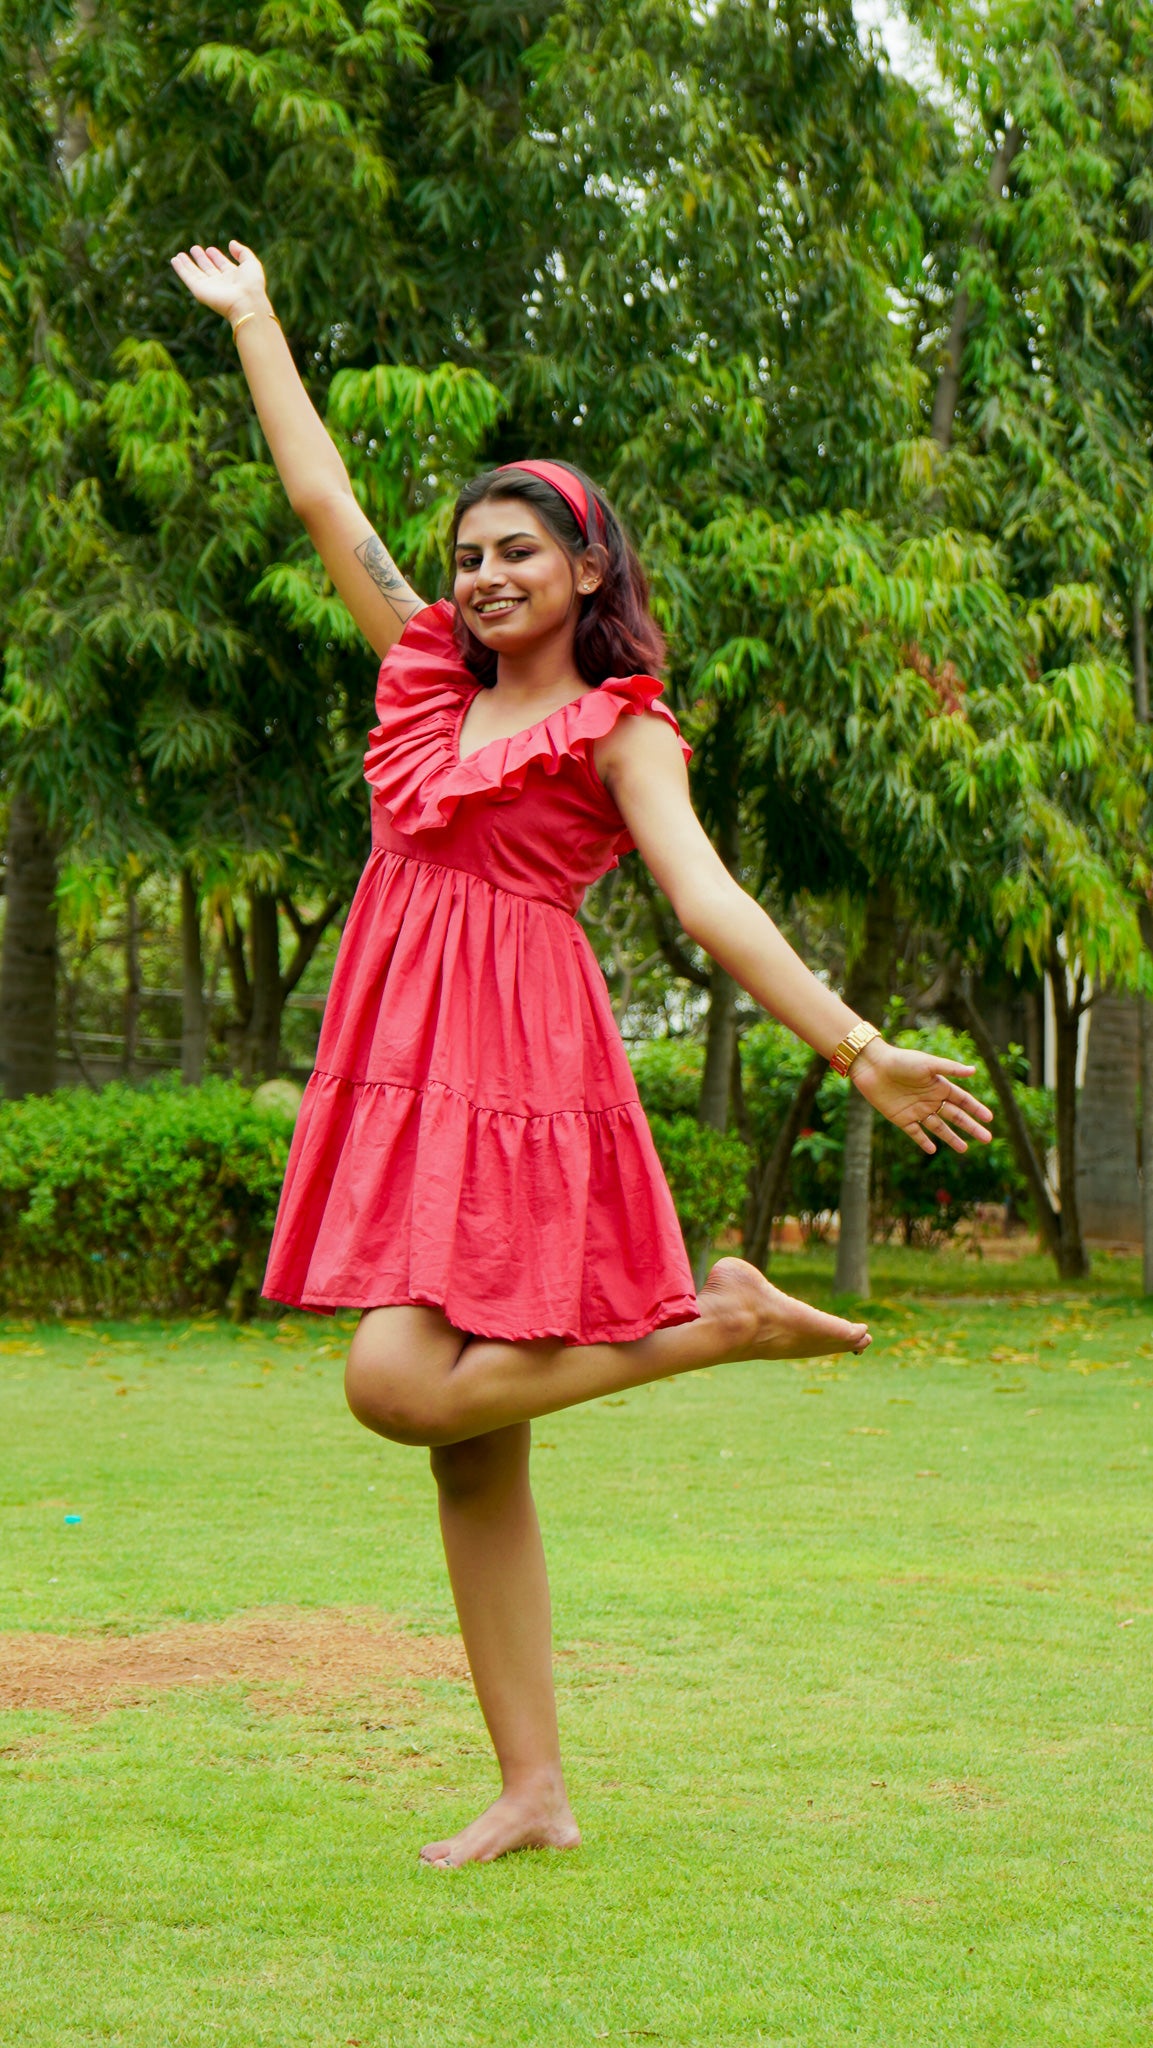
[[0, 1080, 294, 1317], [629, 1042, 750, 1255], [628, 1038, 705, 1117], [646, 1113, 749, 1256]]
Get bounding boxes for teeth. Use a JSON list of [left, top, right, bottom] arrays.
[[477, 600, 520, 615]]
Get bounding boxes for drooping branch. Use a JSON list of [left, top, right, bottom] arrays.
[[218, 903, 251, 1028], [635, 867, 710, 988], [280, 892, 343, 1001], [945, 981, 1060, 1260], [931, 122, 1025, 453], [743, 1051, 828, 1270]]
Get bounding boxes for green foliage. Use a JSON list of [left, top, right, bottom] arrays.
[[739, 1023, 1055, 1246], [646, 1113, 748, 1255], [632, 1022, 1054, 1253], [737, 1021, 818, 1146], [872, 1030, 1053, 1244], [627, 1039, 704, 1119], [0, 1081, 293, 1315]]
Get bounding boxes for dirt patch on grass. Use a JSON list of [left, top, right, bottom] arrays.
[[0, 1607, 468, 1716], [929, 1777, 1001, 1810]]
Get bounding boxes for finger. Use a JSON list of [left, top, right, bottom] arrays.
[[926, 1059, 977, 1079], [205, 245, 232, 270], [171, 252, 210, 294], [229, 239, 255, 260], [937, 1105, 992, 1143], [934, 1082, 993, 1122], [189, 244, 215, 273], [904, 1120, 937, 1156], [925, 1115, 967, 1155]]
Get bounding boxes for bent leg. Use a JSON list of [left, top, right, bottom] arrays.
[[419, 1424, 580, 1869], [346, 1258, 870, 1449]]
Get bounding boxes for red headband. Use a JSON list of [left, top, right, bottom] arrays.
[[496, 459, 598, 541]]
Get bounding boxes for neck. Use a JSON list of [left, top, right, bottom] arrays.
[[494, 616, 585, 700]]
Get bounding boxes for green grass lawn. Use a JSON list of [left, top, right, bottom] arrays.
[[2, 1249, 1152, 2046]]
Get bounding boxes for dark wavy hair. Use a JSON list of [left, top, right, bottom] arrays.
[[450, 462, 665, 689]]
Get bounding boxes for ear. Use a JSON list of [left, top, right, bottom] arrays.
[[576, 546, 604, 596]]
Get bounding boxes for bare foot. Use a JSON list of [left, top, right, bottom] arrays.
[[698, 1256, 871, 1362], [419, 1784, 581, 1870]]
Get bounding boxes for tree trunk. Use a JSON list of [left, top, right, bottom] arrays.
[[0, 789, 59, 1098], [180, 868, 207, 1085], [698, 964, 739, 1130], [1024, 982, 1045, 1088], [1142, 998, 1153, 1298], [122, 880, 141, 1079], [1048, 951, 1090, 1280], [244, 889, 281, 1083], [833, 881, 897, 1298], [1075, 992, 1141, 1241], [743, 1052, 827, 1270], [835, 1089, 874, 1296], [691, 810, 741, 1281]]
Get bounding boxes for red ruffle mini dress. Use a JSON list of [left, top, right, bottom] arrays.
[[262, 600, 699, 1343]]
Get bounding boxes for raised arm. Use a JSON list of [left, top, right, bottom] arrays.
[[170, 241, 424, 659], [596, 713, 993, 1158]]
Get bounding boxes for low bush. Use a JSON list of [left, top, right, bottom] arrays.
[[0, 1080, 293, 1317], [646, 1113, 749, 1258]]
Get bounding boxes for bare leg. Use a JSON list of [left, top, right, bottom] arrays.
[[346, 1260, 868, 1870], [419, 1423, 580, 1870], [346, 1256, 870, 1449]]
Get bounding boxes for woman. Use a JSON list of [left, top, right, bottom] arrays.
[[171, 240, 992, 1870]]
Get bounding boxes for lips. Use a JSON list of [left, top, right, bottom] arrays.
[[473, 597, 525, 619]]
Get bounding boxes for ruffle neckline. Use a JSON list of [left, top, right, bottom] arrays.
[[363, 600, 688, 836]]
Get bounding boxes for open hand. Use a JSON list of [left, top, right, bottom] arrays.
[[849, 1040, 993, 1155], [170, 239, 268, 325]]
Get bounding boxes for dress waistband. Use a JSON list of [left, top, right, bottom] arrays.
[[369, 841, 579, 916]]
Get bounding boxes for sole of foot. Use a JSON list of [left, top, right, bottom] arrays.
[[701, 1257, 870, 1361], [419, 1790, 582, 1870]]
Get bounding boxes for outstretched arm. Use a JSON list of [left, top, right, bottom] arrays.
[[170, 241, 424, 659], [597, 713, 993, 1158]]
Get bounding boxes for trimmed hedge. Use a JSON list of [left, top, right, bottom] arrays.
[[0, 1025, 1056, 1319], [0, 1080, 293, 1317]]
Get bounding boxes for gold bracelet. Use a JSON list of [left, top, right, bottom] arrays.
[[829, 1020, 881, 1077], [231, 310, 281, 338]]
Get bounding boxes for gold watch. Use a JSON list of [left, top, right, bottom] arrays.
[[829, 1021, 881, 1077]]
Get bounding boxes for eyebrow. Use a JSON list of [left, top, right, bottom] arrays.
[[454, 531, 537, 552]]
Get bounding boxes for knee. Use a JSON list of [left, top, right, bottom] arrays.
[[344, 1327, 446, 1447], [430, 1427, 529, 1504]]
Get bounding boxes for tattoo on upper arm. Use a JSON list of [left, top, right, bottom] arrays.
[[354, 535, 422, 620]]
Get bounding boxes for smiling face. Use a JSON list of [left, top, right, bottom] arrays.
[[453, 498, 600, 660]]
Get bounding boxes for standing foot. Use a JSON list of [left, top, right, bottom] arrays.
[[419, 1783, 581, 1870], [698, 1256, 871, 1361]]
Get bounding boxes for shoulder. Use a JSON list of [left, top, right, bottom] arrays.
[[593, 682, 691, 795], [374, 598, 471, 717], [379, 597, 459, 665]]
